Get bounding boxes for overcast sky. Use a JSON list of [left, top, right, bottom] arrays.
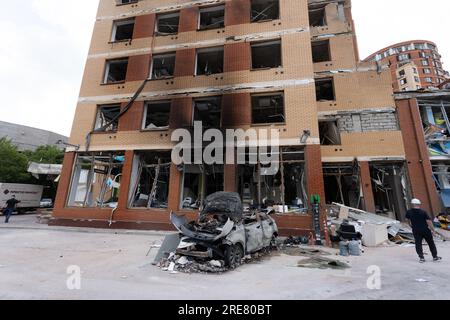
[[0, 0, 448, 137]]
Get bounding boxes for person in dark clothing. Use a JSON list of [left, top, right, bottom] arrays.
[[3, 195, 20, 224], [406, 198, 442, 263]]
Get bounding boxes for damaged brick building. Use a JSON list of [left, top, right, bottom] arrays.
[[53, 0, 441, 235]]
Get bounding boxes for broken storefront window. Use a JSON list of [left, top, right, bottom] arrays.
[[151, 53, 176, 79], [193, 96, 222, 128], [94, 104, 121, 132], [370, 163, 409, 221], [142, 101, 171, 130], [156, 12, 180, 35], [198, 5, 225, 30], [323, 163, 361, 209], [67, 152, 125, 208], [251, 0, 280, 22], [251, 40, 282, 70], [252, 92, 285, 124], [238, 147, 307, 213], [181, 164, 224, 209], [196, 47, 224, 75], [129, 151, 171, 209], [104, 59, 128, 84]]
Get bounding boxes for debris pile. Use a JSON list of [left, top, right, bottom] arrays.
[[157, 248, 275, 274]]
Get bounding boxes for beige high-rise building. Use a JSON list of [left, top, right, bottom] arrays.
[[53, 0, 440, 234]]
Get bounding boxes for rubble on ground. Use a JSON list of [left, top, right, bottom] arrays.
[[157, 247, 275, 274]]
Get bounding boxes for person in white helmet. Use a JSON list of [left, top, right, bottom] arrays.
[[405, 198, 442, 263]]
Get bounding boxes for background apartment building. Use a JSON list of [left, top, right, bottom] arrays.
[[54, 0, 436, 234], [364, 40, 449, 91]]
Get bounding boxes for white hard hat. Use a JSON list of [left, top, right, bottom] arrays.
[[411, 198, 422, 205]]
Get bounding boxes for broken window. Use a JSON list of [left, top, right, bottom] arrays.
[[196, 47, 224, 75], [142, 101, 171, 130], [315, 78, 335, 101], [237, 147, 307, 213], [193, 96, 222, 128], [198, 5, 225, 30], [151, 53, 176, 79], [181, 164, 224, 209], [104, 59, 128, 84], [128, 151, 171, 209], [319, 121, 341, 145], [112, 19, 135, 41], [156, 12, 180, 35], [94, 105, 121, 132], [312, 40, 331, 63], [370, 163, 408, 221], [251, 0, 280, 22], [251, 40, 282, 70], [67, 152, 125, 208], [116, 0, 137, 5], [323, 163, 361, 209], [308, 4, 327, 27], [251, 92, 285, 124]]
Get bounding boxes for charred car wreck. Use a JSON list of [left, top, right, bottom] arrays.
[[170, 192, 279, 269]]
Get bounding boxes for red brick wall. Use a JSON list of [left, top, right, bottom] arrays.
[[125, 54, 151, 82], [359, 161, 376, 213], [179, 7, 199, 32], [170, 97, 193, 128], [119, 101, 144, 131], [225, 0, 251, 26], [54, 152, 76, 212], [168, 164, 182, 211], [133, 14, 155, 39], [224, 42, 251, 73], [117, 150, 134, 210], [397, 98, 442, 216], [222, 93, 251, 126], [174, 49, 196, 77], [224, 164, 237, 192]]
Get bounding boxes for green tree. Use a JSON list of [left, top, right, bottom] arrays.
[[0, 138, 31, 183], [25, 145, 64, 164]]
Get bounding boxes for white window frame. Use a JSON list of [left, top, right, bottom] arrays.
[[195, 46, 224, 76], [198, 5, 225, 30], [142, 101, 171, 131], [111, 19, 135, 42], [155, 12, 180, 35], [103, 59, 128, 84], [150, 53, 176, 79]]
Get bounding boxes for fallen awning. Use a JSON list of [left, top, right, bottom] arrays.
[[27, 162, 62, 175]]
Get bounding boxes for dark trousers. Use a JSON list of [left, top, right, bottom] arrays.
[[4, 208, 13, 223], [413, 229, 438, 259]]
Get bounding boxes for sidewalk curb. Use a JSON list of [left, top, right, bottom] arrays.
[[0, 224, 173, 237]]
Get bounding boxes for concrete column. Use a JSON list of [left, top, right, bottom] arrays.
[[397, 98, 442, 216], [54, 152, 76, 212], [117, 150, 135, 210], [224, 164, 237, 192], [359, 161, 376, 213]]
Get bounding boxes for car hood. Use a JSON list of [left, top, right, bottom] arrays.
[[170, 212, 234, 242]]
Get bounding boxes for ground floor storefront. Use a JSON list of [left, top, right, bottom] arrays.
[[53, 143, 442, 235]]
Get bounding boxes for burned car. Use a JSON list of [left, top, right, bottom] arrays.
[[170, 192, 278, 268]]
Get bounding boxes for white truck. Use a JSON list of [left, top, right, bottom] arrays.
[[0, 183, 44, 213]]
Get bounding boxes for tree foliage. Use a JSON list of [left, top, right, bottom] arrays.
[[0, 139, 65, 183], [0, 138, 30, 183]]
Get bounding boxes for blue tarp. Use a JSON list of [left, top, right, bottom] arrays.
[[440, 189, 450, 208]]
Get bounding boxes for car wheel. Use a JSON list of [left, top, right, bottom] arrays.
[[224, 244, 244, 269]]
